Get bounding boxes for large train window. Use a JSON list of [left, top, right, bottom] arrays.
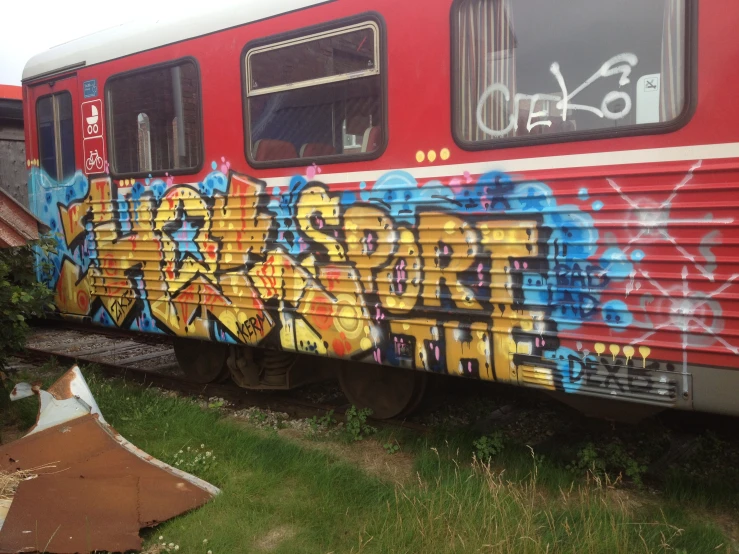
[[36, 92, 75, 182], [452, 0, 691, 148], [244, 18, 385, 167], [106, 59, 203, 177]]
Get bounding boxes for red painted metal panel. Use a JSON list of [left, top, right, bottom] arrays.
[[0, 85, 22, 101], [18, 1, 739, 415]]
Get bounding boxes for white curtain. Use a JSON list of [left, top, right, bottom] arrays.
[[660, 0, 686, 121], [456, 0, 517, 142]]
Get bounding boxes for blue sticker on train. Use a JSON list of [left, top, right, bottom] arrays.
[[83, 80, 98, 98]]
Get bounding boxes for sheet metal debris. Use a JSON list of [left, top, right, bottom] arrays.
[[0, 366, 219, 553]]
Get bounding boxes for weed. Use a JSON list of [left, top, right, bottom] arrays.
[[308, 410, 337, 435], [568, 442, 606, 474], [142, 534, 182, 553], [344, 405, 376, 442], [207, 399, 224, 410], [473, 431, 506, 462], [568, 441, 648, 487], [383, 440, 400, 455], [168, 444, 216, 476]]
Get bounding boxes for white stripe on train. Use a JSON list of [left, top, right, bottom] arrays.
[[261, 141, 739, 186]]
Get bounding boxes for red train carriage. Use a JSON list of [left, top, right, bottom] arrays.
[[20, 0, 739, 418]]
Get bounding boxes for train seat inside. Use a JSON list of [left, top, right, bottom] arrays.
[[361, 125, 381, 153], [253, 139, 297, 161], [299, 142, 336, 158], [344, 109, 381, 154]]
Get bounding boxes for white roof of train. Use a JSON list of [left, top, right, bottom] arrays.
[[22, 0, 328, 81]]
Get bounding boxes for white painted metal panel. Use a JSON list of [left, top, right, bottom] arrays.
[[22, 0, 330, 81]]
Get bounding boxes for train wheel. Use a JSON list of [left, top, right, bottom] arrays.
[[397, 372, 429, 418], [173, 338, 229, 384], [339, 363, 427, 420]]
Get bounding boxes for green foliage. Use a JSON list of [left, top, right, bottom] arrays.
[[474, 431, 506, 462], [308, 409, 337, 435], [568, 443, 606, 474], [568, 440, 648, 487], [0, 237, 55, 369], [344, 405, 376, 442], [383, 440, 400, 455]]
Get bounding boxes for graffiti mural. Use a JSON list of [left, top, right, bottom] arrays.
[[28, 157, 737, 406]]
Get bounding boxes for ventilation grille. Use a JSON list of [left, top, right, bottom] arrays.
[[515, 356, 687, 407]]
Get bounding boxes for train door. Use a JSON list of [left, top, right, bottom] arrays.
[[27, 75, 80, 186]]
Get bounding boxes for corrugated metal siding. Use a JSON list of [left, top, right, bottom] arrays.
[[0, 125, 28, 208]]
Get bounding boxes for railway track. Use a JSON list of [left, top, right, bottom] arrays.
[[11, 322, 429, 433], [10, 323, 739, 486]]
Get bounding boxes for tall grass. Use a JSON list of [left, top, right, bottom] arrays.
[[365, 452, 722, 554]]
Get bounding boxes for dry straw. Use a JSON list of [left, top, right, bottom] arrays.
[[0, 463, 61, 501]]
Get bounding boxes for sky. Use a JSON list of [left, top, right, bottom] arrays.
[[0, 0, 234, 85]]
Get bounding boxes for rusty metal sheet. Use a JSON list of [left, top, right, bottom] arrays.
[[0, 367, 219, 554], [1, 475, 141, 553]]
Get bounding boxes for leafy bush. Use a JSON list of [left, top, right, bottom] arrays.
[[383, 440, 400, 455], [344, 405, 376, 442], [308, 409, 337, 436], [0, 238, 55, 369], [473, 431, 506, 462], [568, 440, 648, 487]]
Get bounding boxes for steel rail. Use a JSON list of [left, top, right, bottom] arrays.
[[16, 325, 429, 433]]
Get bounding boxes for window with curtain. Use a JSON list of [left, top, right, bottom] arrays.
[[453, 0, 688, 145]]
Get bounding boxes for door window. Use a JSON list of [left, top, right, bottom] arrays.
[[36, 92, 75, 181]]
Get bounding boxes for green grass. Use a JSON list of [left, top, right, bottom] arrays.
[[1, 367, 736, 553]]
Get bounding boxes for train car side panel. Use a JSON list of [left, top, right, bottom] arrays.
[[21, 0, 739, 415]]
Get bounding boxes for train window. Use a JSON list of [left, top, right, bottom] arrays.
[[36, 92, 75, 182], [244, 20, 384, 166], [452, 0, 689, 147], [106, 60, 203, 176]]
